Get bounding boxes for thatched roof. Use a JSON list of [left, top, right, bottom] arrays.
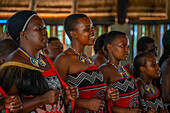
[[0, 0, 168, 25]]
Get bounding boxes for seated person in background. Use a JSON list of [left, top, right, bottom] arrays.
[[92, 33, 108, 66], [0, 39, 18, 66], [43, 37, 63, 62], [133, 52, 168, 113], [126, 36, 158, 75], [137, 36, 157, 57], [0, 86, 22, 113]]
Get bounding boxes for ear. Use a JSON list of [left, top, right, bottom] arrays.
[[70, 31, 77, 39], [139, 66, 145, 72], [107, 44, 113, 52], [20, 31, 28, 40]]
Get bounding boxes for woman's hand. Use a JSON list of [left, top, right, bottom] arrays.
[[65, 86, 78, 100], [87, 98, 105, 112], [42, 90, 60, 105], [4, 95, 22, 112], [106, 87, 119, 101]]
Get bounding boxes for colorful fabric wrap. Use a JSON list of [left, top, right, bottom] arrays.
[[0, 86, 10, 113], [66, 66, 107, 113], [107, 67, 139, 113]]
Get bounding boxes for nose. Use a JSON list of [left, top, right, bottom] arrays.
[[90, 28, 94, 36], [155, 63, 160, 70], [125, 46, 129, 52], [43, 29, 47, 36]]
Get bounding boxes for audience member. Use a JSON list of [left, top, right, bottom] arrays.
[[92, 33, 108, 66], [43, 37, 63, 62], [0, 39, 18, 65]]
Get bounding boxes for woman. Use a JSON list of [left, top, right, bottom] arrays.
[[99, 31, 155, 113], [54, 14, 118, 113], [1, 10, 77, 113], [133, 52, 167, 113]]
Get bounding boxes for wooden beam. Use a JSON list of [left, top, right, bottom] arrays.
[[29, 0, 37, 11], [166, 0, 170, 19], [36, 1, 72, 7], [71, 0, 78, 14], [36, 8, 71, 12]]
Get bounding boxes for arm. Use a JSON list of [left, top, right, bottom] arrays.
[[19, 90, 60, 113], [161, 59, 170, 102], [111, 106, 141, 113], [75, 98, 104, 112], [8, 84, 60, 113]]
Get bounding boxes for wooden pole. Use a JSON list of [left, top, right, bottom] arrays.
[[29, 0, 37, 11], [72, 0, 78, 14]]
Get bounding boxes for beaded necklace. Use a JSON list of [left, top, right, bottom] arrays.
[[108, 60, 129, 78], [70, 46, 93, 65], [138, 78, 155, 93], [18, 47, 46, 67]]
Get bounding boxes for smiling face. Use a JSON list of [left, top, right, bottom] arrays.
[[24, 16, 48, 50], [142, 54, 160, 79], [108, 35, 129, 61], [73, 17, 95, 45]]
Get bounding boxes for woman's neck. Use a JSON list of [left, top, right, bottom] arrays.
[[140, 74, 152, 85], [108, 56, 120, 67], [19, 46, 39, 59], [71, 43, 85, 55]]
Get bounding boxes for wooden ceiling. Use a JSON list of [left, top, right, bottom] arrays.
[[0, 0, 169, 25]]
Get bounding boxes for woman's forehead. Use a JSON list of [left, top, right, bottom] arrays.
[[29, 16, 45, 26]]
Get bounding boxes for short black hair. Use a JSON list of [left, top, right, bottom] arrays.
[[137, 36, 155, 52], [104, 31, 126, 51], [64, 14, 88, 41], [48, 37, 59, 43], [94, 33, 107, 54], [133, 52, 153, 78]]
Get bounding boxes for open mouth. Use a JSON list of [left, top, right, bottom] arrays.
[[89, 36, 95, 40]]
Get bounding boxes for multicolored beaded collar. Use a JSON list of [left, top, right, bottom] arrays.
[[18, 47, 46, 67], [138, 78, 155, 93], [108, 60, 129, 78], [70, 46, 93, 65]]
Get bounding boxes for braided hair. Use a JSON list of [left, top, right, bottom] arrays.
[[133, 52, 153, 78]]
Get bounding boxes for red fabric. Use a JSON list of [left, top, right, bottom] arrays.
[[42, 55, 75, 112], [107, 68, 139, 113], [76, 85, 106, 113], [0, 86, 10, 113]]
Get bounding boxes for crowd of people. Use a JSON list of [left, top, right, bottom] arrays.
[[0, 10, 169, 113]]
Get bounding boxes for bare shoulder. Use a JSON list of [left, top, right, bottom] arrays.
[[53, 49, 71, 66], [5, 50, 25, 63]]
